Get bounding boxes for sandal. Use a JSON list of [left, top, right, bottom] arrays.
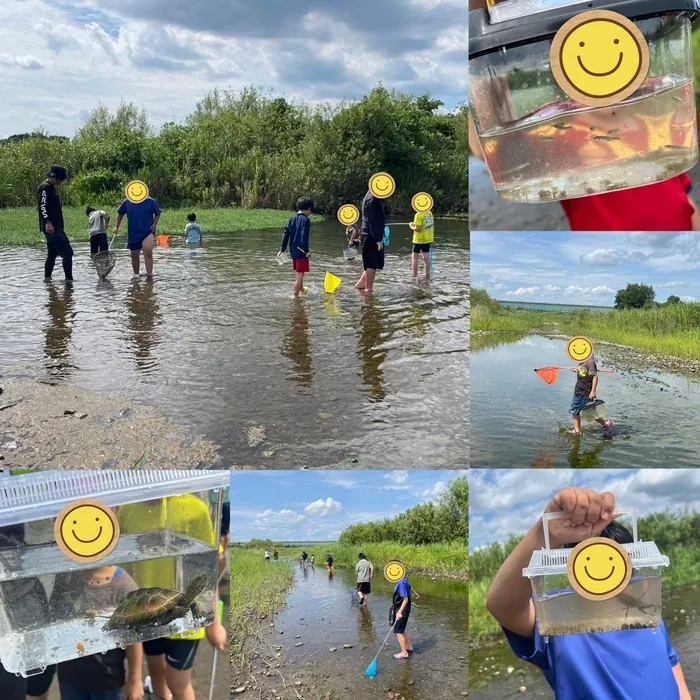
[[394, 653, 410, 660]]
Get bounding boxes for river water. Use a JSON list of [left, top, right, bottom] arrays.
[[471, 334, 700, 468], [469, 584, 700, 698], [269, 562, 467, 699], [0, 219, 468, 468]]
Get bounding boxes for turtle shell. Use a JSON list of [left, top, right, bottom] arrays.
[[107, 586, 183, 627]]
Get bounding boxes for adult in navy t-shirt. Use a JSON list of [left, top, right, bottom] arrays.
[[505, 621, 681, 700], [115, 196, 161, 277]]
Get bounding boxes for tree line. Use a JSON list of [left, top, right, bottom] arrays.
[[0, 86, 468, 215]]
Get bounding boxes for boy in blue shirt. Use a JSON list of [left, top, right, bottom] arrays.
[[486, 487, 691, 700], [114, 195, 161, 277], [185, 213, 202, 245], [392, 566, 420, 659], [278, 197, 313, 298]]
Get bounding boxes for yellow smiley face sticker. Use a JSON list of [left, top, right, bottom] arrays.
[[550, 10, 650, 108], [337, 204, 360, 226], [567, 537, 632, 600], [125, 180, 149, 204], [566, 336, 593, 363], [369, 172, 396, 199], [54, 499, 120, 564], [412, 192, 433, 213], [384, 560, 406, 583]]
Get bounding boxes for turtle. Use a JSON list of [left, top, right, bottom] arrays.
[[103, 574, 208, 631]]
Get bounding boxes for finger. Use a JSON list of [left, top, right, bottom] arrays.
[[599, 491, 616, 521], [584, 490, 603, 525], [569, 489, 589, 527], [552, 487, 577, 516]]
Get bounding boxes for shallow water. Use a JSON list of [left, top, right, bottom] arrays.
[[471, 334, 700, 468], [0, 220, 468, 468], [270, 563, 467, 699], [469, 585, 700, 698]]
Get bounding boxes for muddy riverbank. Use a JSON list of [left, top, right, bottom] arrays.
[[231, 563, 468, 699]]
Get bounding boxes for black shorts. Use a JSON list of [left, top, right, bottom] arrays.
[[2, 662, 27, 700], [362, 238, 385, 271], [357, 581, 371, 595], [90, 233, 109, 255], [44, 229, 74, 259], [393, 611, 410, 634], [26, 664, 56, 696], [413, 243, 431, 254], [143, 637, 199, 671]]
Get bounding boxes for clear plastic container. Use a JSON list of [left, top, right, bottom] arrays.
[[581, 399, 607, 422], [278, 252, 291, 265], [523, 508, 669, 636], [0, 470, 228, 676], [469, 0, 700, 202], [343, 246, 358, 260]]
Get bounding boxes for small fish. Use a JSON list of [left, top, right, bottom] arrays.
[[673, 96, 684, 104], [553, 123, 572, 131], [538, 136, 555, 142], [664, 144, 685, 150], [594, 135, 621, 142], [608, 129, 620, 136]]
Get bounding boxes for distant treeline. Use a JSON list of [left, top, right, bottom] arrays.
[[339, 476, 468, 546], [470, 510, 700, 589], [0, 86, 468, 215]]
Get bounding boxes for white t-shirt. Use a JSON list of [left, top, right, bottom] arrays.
[[88, 210, 108, 237]]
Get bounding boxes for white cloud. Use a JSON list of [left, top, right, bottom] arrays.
[[421, 480, 448, 499], [304, 497, 343, 517], [383, 470, 410, 490], [252, 508, 306, 527]]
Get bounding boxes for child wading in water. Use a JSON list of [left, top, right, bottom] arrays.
[[278, 197, 313, 297], [569, 357, 614, 438], [391, 566, 419, 659], [409, 208, 434, 280], [184, 213, 202, 245]]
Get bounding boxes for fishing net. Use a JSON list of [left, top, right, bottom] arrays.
[[534, 367, 560, 385], [93, 250, 117, 280]]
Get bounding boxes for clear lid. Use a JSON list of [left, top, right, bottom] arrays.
[[0, 470, 229, 528], [488, 0, 580, 23], [522, 508, 670, 577]]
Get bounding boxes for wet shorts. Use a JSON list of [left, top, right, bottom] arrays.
[[362, 238, 385, 271], [143, 637, 199, 671], [413, 243, 431, 254], [293, 257, 310, 273], [357, 581, 371, 595], [90, 233, 109, 255], [127, 230, 154, 251], [26, 664, 56, 696], [393, 611, 410, 634], [569, 394, 591, 415]]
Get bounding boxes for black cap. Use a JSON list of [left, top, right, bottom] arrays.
[[48, 165, 68, 181]]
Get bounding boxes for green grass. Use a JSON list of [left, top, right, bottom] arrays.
[[472, 288, 700, 361], [229, 549, 295, 665], [281, 541, 467, 580], [0, 206, 325, 246]]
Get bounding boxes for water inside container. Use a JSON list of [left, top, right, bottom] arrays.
[[0, 529, 217, 675], [480, 76, 697, 202]]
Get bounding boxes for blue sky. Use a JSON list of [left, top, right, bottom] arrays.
[[0, 0, 466, 138], [469, 469, 700, 549], [471, 232, 700, 306], [229, 470, 465, 542]]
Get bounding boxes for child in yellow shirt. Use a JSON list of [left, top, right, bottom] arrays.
[[409, 209, 435, 280]]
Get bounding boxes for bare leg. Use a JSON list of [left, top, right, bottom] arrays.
[[165, 666, 195, 700], [573, 414, 581, 434], [396, 632, 409, 656], [411, 253, 419, 278], [355, 271, 367, 290], [423, 252, 430, 280], [365, 268, 376, 292], [146, 655, 170, 700], [404, 630, 413, 651], [131, 250, 141, 275], [142, 234, 155, 277], [294, 272, 304, 297]]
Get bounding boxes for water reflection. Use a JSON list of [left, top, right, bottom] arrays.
[[358, 297, 387, 402], [281, 300, 313, 388], [44, 282, 76, 378], [123, 279, 162, 373]]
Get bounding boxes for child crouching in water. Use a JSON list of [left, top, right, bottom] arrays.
[[185, 213, 202, 245], [278, 197, 313, 297]]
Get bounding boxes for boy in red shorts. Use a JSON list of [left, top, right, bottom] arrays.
[[278, 197, 313, 297]]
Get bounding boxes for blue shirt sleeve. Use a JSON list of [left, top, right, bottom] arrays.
[[280, 221, 291, 253], [152, 199, 161, 217], [503, 623, 552, 672], [300, 216, 310, 253], [117, 200, 128, 216], [663, 623, 679, 667], [396, 579, 410, 599]]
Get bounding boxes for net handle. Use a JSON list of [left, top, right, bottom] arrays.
[[542, 507, 638, 550]]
